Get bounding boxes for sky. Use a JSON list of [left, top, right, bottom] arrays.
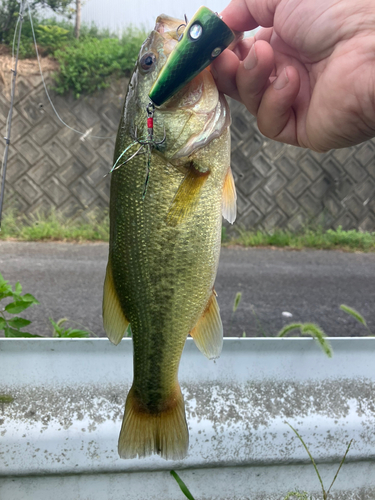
[[79, 0, 231, 32]]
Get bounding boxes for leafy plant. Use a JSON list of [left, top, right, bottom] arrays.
[[340, 304, 372, 335], [35, 24, 69, 53], [53, 28, 146, 97], [49, 317, 93, 338], [286, 423, 353, 500], [278, 323, 332, 358], [0, 272, 40, 337]]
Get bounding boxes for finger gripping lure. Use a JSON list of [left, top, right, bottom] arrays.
[[149, 6, 234, 107]]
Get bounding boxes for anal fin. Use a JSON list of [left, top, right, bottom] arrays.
[[102, 259, 130, 345], [190, 291, 223, 360], [222, 166, 237, 224], [166, 169, 208, 227]]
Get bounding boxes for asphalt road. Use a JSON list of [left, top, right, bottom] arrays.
[[0, 241, 374, 338]]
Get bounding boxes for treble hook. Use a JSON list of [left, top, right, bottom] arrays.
[[176, 14, 188, 41], [106, 99, 166, 196], [133, 126, 166, 146]]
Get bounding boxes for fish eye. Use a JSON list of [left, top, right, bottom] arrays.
[[140, 53, 156, 72]]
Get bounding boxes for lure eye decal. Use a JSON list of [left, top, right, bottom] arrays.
[[189, 23, 203, 40], [140, 53, 156, 72]]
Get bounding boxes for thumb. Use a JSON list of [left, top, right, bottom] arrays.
[[220, 0, 283, 31]]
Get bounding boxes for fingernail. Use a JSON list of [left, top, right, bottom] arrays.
[[210, 66, 218, 80], [244, 44, 257, 71], [273, 68, 289, 90]]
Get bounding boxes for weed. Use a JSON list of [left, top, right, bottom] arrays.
[[227, 226, 375, 252], [0, 394, 14, 404], [228, 291, 242, 335], [2, 211, 375, 251], [221, 226, 229, 243], [286, 423, 353, 500], [340, 304, 372, 335], [49, 317, 94, 338], [170, 471, 196, 500], [278, 323, 332, 358], [170, 426, 353, 500], [0, 271, 40, 338], [0, 209, 109, 242], [283, 492, 311, 500], [0, 271, 95, 338]]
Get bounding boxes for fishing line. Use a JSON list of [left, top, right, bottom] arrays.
[[0, 8, 21, 186], [25, 0, 114, 140], [0, 0, 25, 229]]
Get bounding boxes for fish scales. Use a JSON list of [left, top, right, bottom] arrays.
[[103, 14, 237, 460]]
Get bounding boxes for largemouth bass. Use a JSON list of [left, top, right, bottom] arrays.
[[103, 14, 237, 460]]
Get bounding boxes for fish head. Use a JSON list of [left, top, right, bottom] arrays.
[[125, 16, 180, 134], [126, 15, 231, 165]]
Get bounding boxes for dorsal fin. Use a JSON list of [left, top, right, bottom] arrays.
[[189, 291, 223, 359], [102, 259, 130, 345], [222, 166, 237, 224]]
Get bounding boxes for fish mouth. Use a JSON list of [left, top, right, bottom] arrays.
[[153, 16, 231, 160], [154, 14, 181, 56]]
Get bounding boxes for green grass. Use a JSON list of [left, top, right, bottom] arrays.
[[0, 211, 109, 242], [225, 226, 375, 252], [1, 212, 375, 251]]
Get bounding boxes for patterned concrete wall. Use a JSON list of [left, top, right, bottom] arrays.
[[0, 73, 125, 220], [1, 73, 375, 231], [229, 99, 375, 233]]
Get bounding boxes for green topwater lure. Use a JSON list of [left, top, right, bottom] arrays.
[[149, 6, 235, 106]]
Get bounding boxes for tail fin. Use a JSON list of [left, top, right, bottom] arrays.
[[118, 385, 189, 460]]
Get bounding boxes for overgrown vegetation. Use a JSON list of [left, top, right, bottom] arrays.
[[224, 226, 375, 252], [0, 210, 109, 242], [0, 0, 71, 50], [2, 211, 375, 251], [0, 2, 146, 97], [53, 28, 146, 97]]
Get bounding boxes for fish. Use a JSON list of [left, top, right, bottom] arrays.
[[102, 13, 237, 461]]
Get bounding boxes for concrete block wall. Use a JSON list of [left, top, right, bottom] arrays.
[[1, 73, 375, 231]]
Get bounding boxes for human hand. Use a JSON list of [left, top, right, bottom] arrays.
[[211, 0, 375, 152]]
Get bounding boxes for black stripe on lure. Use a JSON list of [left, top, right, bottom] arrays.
[[149, 6, 235, 107]]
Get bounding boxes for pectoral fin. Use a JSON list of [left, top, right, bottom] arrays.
[[166, 168, 208, 227], [190, 291, 223, 359], [103, 259, 130, 345], [222, 166, 237, 224]]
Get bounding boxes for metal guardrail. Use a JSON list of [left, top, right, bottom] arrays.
[[1, 337, 374, 499]]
